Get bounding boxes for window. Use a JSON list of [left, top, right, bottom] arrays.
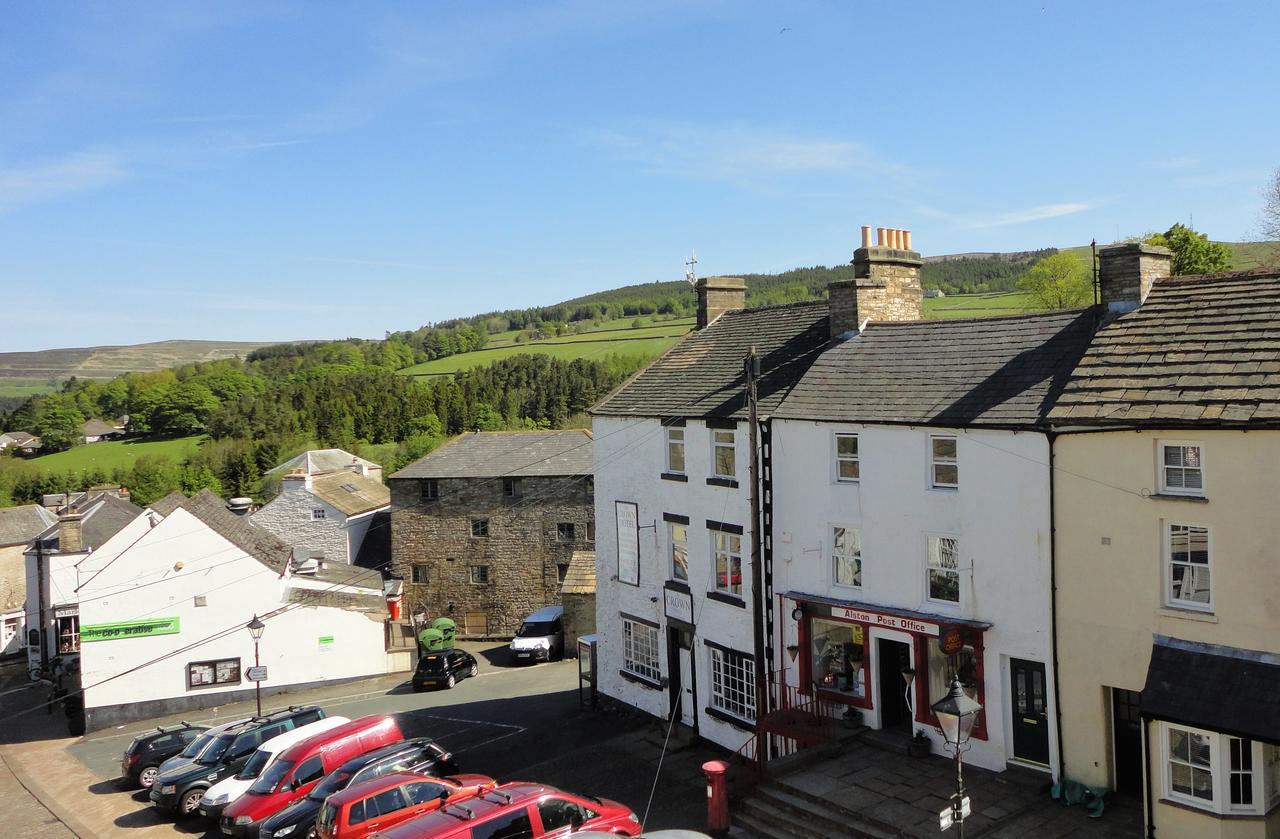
[[835, 433, 859, 482], [556, 522, 576, 542], [503, 478, 523, 499], [404, 781, 447, 805], [713, 530, 742, 597], [670, 522, 689, 582], [295, 755, 325, 786], [585, 476, 594, 496], [311, 508, 327, 520], [187, 657, 240, 689], [1160, 442, 1204, 496], [557, 564, 568, 583], [421, 479, 439, 501], [832, 526, 861, 587], [538, 798, 591, 831], [666, 427, 685, 474], [1166, 523, 1211, 610], [930, 435, 958, 488], [1230, 737, 1253, 808], [470, 518, 489, 538], [1161, 724, 1277, 814], [56, 613, 80, 653], [927, 637, 979, 707], [470, 565, 490, 585], [1266, 743, 1280, 807], [712, 430, 736, 479], [411, 564, 430, 585], [622, 618, 660, 683], [1167, 725, 1215, 804], [472, 810, 533, 839], [710, 646, 755, 722], [586, 521, 595, 543], [811, 619, 865, 697], [927, 535, 960, 604]]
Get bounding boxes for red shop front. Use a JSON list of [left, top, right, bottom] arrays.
[[787, 592, 992, 740]]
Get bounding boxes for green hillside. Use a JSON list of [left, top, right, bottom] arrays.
[[22, 435, 207, 472]]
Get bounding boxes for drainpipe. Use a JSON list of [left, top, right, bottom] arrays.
[[35, 538, 48, 671], [745, 349, 768, 772], [1142, 716, 1155, 838], [1048, 430, 1066, 783]]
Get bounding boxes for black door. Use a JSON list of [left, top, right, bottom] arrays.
[[1010, 658, 1050, 765], [1112, 688, 1143, 796], [877, 639, 912, 729]]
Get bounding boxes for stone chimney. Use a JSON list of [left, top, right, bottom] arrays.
[[282, 468, 311, 492], [695, 276, 746, 329], [830, 225, 924, 338], [58, 512, 83, 553], [1098, 242, 1172, 314], [346, 457, 368, 478]]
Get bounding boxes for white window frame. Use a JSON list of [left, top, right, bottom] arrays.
[[711, 429, 736, 480], [1164, 521, 1212, 612], [665, 426, 686, 475], [834, 432, 860, 483], [669, 522, 689, 583], [1158, 440, 1205, 497], [929, 434, 958, 489], [925, 534, 961, 607], [622, 618, 660, 683], [1161, 722, 1273, 815], [709, 645, 756, 722], [712, 530, 743, 597], [831, 525, 862, 589], [311, 508, 327, 520]]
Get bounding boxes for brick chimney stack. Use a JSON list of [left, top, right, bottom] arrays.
[[695, 276, 747, 329], [58, 512, 83, 553], [829, 225, 924, 338], [1098, 242, 1171, 314]]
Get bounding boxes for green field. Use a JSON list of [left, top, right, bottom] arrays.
[[0, 378, 61, 399], [1061, 240, 1276, 272], [923, 291, 1037, 318], [24, 435, 207, 472]]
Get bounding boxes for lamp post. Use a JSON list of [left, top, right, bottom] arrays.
[[246, 615, 265, 716], [931, 676, 982, 837]]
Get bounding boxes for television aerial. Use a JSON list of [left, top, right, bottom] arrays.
[[684, 250, 698, 285]]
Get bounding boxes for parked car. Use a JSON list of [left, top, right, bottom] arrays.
[[260, 738, 459, 839], [411, 650, 478, 691], [509, 606, 565, 663], [120, 722, 207, 789], [198, 716, 351, 822], [316, 772, 497, 839], [156, 718, 251, 777], [220, 715, 403, 837], [370, 783, 641, 838], [149, 705, 326, 817]]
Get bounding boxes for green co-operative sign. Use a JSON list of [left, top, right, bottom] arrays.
[[81, 617, 180, 642]]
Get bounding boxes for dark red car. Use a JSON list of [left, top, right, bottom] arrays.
[[316, 772, 496, 839]]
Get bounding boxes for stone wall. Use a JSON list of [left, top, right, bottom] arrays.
[[1099, 242, 1172, 314], [696, 276, 746, 329], [849, 246, 924, 325], [561, 591, 595, 657], [390, 475, 594, 637], [252, 482, 350, 563]]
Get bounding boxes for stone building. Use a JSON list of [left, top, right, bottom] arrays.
[[253, 465, 390, 566], [559, 550, 596, 656], [389, 430, 594, 637]]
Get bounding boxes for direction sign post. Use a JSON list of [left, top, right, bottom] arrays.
[[246, 665, 268, 682]]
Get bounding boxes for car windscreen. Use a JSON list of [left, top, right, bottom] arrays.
[[179, 733, 214, 759], [196, 734, 236, 765], [516, 621, 556, 638], [236, 747, 275, 780], [417, 655, 448, 673], [308, 769, 354, 800], [249, 758, 294, 794]]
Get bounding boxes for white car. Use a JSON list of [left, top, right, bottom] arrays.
[[197, 715, 350, 820]]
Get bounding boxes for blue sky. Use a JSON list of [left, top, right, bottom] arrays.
[[2, 1, 1277, 351]]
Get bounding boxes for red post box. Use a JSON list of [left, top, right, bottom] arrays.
[[702, 759, 731, 836]]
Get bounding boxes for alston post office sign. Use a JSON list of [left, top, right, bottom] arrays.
[[81, 617, 181, 642]]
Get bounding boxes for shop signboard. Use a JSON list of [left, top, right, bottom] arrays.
[[81, 617, 180, 642], [664, 588, 693, 624], [939, 625, 966, 654], [615, 501, 639, 585], [836, 607, 939, 636]]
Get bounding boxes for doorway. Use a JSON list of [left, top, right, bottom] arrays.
[[877, 638, 912, 729], [668, 628, 695, 728], [1111, 688, 1143, 796], [1010, 658, 1050, 765]]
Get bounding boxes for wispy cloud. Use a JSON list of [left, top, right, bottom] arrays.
[[0, 151, 129, 213], [916, 200, 1104, 229], [589, 120, 910, 185], [1144, 155, 1198, 170]]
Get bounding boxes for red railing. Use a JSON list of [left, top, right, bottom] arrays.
[[726, 670, 842, 792]]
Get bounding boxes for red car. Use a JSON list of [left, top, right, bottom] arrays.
[[368, 782, 641, 838], [316, 772, 497, 839]]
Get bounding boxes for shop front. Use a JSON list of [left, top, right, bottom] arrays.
[[787, 592, 991, 741]]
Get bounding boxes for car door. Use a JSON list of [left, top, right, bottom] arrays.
[[472, 806, 535, 839], [348, 787, 409, 838]]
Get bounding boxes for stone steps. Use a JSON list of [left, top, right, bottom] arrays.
[[733, 782, 901, 839]]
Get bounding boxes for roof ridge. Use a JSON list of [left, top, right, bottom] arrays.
[[721, 299, 829, 317], [867, 308, 1089, 329]]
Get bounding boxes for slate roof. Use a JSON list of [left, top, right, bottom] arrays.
[[306, 561, 385, 591], [391, 430, 594, 479], [81, 419, 118, 437], [34, 493, 144, 552], [0, 431, 36, 446], [310, 472, 390, 517], [286, 587, 386, 613], [179, 489, 292, 574], [0, 505, 56, 547], [1141, 635, 1280, 743], [775, 309, 1097, 427], [592, 301, 831, 419], [268, 449, 382, 476], [1049, 269, 1280, 427], [149, 491, 189, 517], [560, 551, 596, 595]]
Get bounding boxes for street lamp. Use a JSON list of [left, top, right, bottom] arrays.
[[932, 676, 982, 838], [247, 615, 266, 716]]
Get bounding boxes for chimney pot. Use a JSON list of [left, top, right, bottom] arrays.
[[876, 227, 888, 247], [903, 230, 913, 250], [861, 226, 873, 249], [695, 276, 747, 329]]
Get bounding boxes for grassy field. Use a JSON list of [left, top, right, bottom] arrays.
[[923, 291, 1036, 319], [0, 378, 61, 399], [23, 434, 206, 472], [1061, 240, 1277, 272]]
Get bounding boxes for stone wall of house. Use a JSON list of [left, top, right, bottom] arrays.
[[0, 544, 25, 613], [390, 475, 594, 637], [252, 483, 349, 563], [1099, 242, 1172, 313], [561, 591, 595, 657], [696, 276, 746, 329], [848, 246, 924, 324]]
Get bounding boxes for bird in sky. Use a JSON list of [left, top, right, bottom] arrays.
[[779, 26, 790, 34]]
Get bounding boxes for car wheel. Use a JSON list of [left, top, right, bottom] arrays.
[[179, 788, 204, 816], [446, 674, 456, 689], [138, 765, 159, 789], [468, 663, 478, 678]]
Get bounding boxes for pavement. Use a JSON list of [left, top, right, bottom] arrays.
[[0, 643, 718, 838]]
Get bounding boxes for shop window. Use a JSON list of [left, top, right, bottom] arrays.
[[709, 646, 755, 722], [926, 535, 960, 604], [926, 636, 978, 709], [56, 614, 80, 653], [1159, 442, 1204, 496], [1165, 523, 1211, 611], [712, 430, 736, 480], [811, 619, 865, 697], [669, 522, 688, 582], [831, 525, 862, 588], [834, 433, 859, 482], [187, 657, 241, 689], [713, 530, 742, 597], [666, 427, 685, 474], [622, 618, 660, 683]]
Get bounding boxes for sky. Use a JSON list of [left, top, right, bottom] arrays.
[[2, 1, 1278, 351]]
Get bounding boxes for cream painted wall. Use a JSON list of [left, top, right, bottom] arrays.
[[1055, 429, 1280, 799]]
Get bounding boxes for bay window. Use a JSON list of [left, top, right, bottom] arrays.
[[1162, 723, 1279, 814]]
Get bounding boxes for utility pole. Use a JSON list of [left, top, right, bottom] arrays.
[[745, 348, 768, 772], [35, 537, 47, 673]]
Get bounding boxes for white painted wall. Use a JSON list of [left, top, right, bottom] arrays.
[[594, 415, 757, 752], [771, 421, 1060, 776]]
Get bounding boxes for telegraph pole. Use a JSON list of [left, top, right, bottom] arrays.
[[745, 348, 768, 772]]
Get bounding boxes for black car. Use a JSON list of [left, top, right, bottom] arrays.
[[412, 649, 478, 691], [258, 737, 458, 839], [120, 722, 208, 789], [149, 705, 325, 817]]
